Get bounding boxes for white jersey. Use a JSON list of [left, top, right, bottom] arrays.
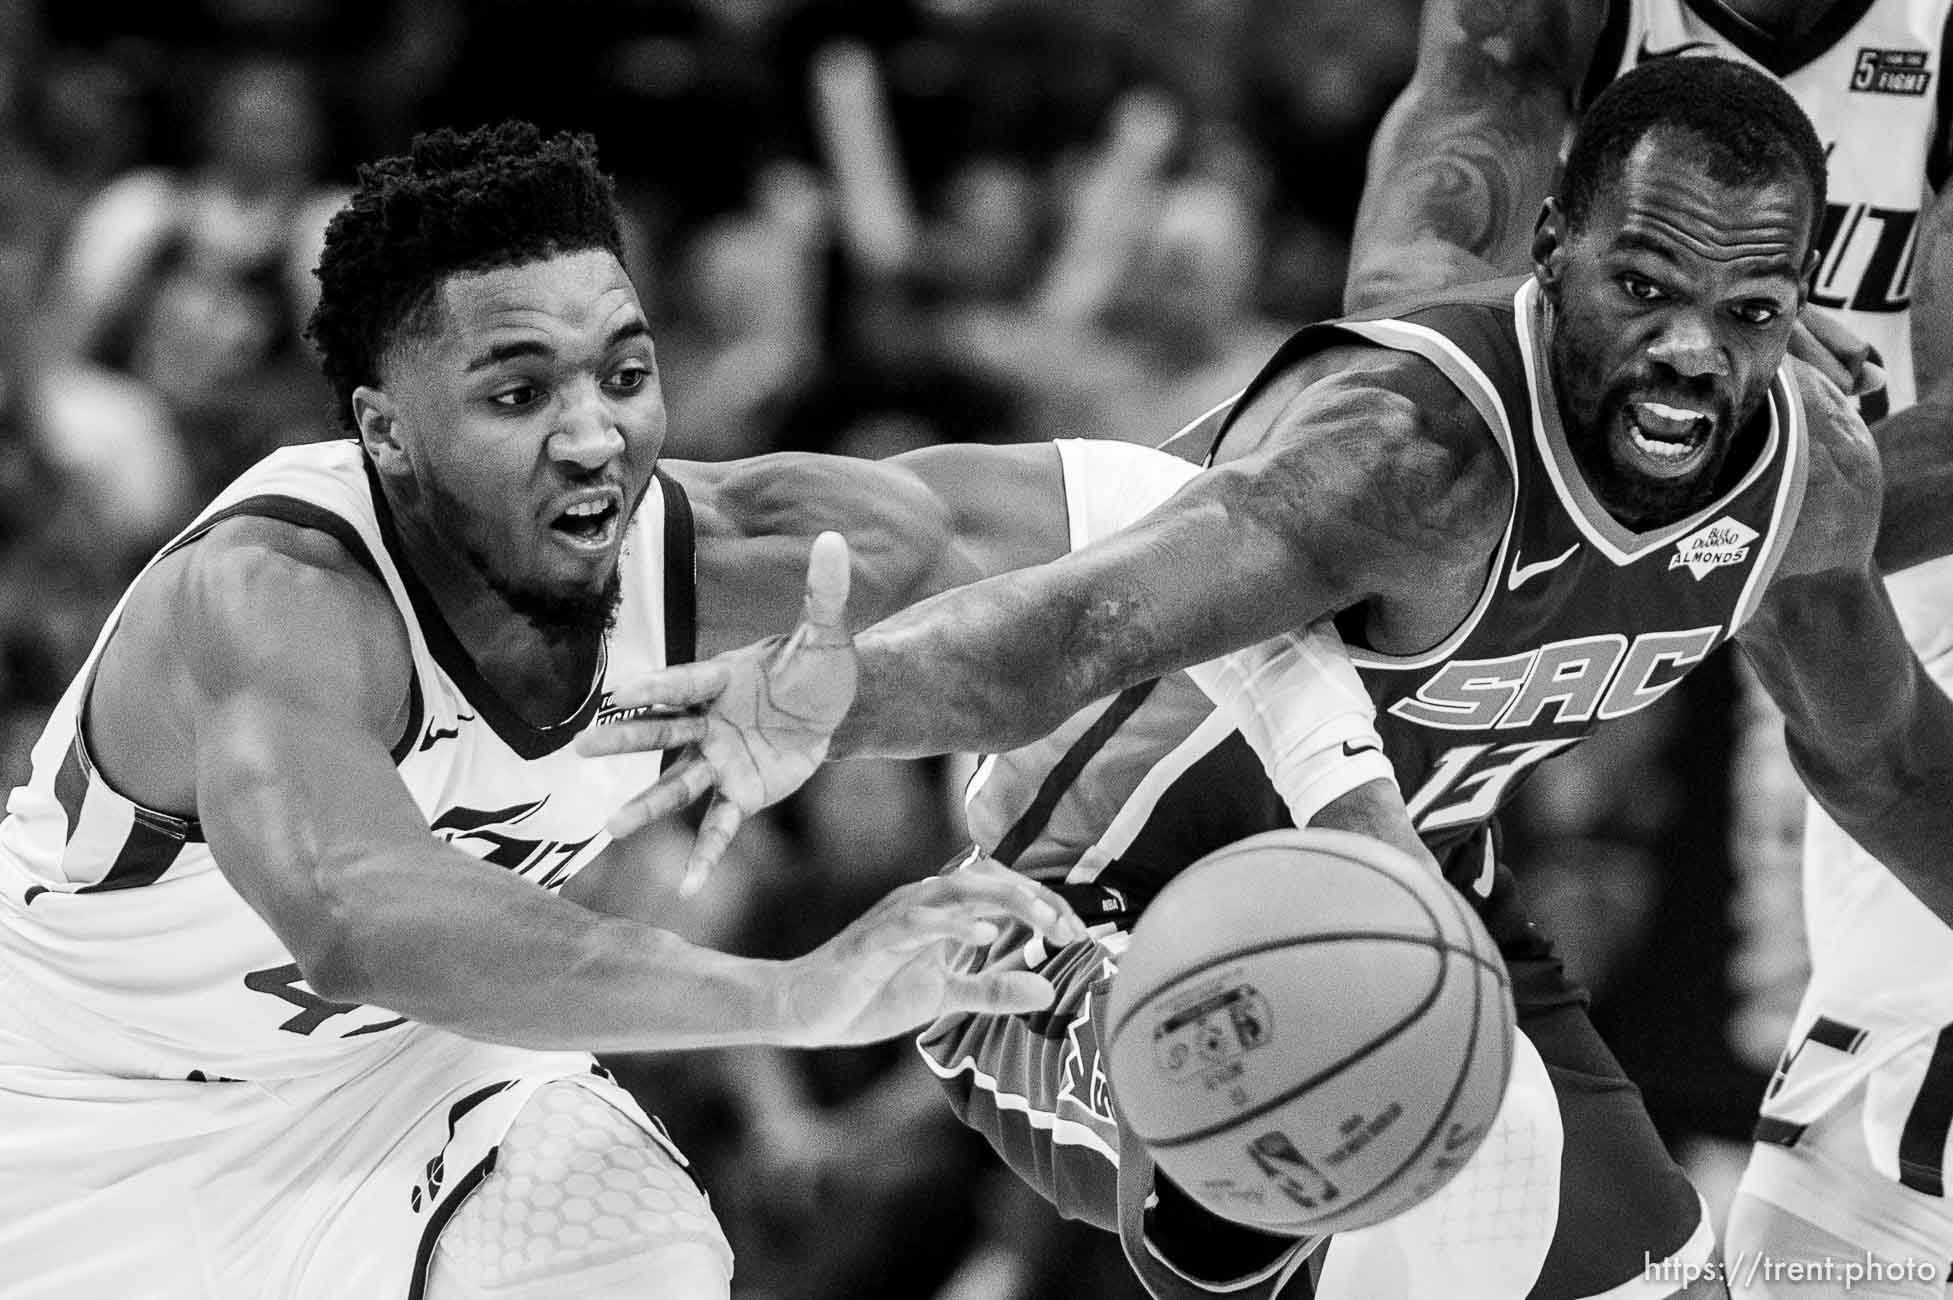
[[1583, 0, 1950, 416], [0, 440, 690, 1084]]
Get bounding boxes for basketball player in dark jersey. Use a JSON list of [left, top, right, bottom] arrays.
[[591, 60, 1953, 1299], [1350, 2, 1953, 1291]]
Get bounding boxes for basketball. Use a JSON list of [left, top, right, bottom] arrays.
[[1103, 828, 1514, 1236]]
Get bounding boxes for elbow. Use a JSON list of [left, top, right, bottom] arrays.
[[291, 923, 378, 1007]]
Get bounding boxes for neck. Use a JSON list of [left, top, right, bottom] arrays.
[[383, 486, 605, 727]]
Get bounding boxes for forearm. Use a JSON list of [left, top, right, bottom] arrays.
[[1872, 397, 1953, 574], [308, 844, 795, 1053], [835, 566, 1134, 758]]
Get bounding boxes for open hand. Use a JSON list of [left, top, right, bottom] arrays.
[[577, 532, 860, 890], [776, 855, 1088, 1048]]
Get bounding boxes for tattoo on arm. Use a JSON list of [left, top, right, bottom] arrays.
[[1347, 0, 1595, 309]]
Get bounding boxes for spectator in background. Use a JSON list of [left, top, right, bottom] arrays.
[[45, 53, 337, 504]]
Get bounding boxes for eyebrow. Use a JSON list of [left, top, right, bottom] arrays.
[[464, 319, 653, 373]]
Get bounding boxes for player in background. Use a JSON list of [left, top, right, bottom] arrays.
[[1348, 2, 1953, 1292], [586, 59, 1953, 1299]]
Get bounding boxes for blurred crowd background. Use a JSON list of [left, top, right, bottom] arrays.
[[0, 0, 1810, 1295]]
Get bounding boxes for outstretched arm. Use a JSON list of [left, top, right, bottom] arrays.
[[1872, 185, 1953, 574], [675, 442, 1071, 655], [1737, 370, 1953, 923], [834, 354, 1505, 758], [1343, 0, 1602, 311], [166, 521, 1082, 1053]]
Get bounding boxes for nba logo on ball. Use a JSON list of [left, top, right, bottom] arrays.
[[1105, 829, 1514, 1235]]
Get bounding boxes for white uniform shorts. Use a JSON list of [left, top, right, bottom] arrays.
[[0, 1021, 726, 1300], [1759, 797, 1953, 1200]]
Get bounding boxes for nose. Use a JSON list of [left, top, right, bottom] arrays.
[[1646, 309, 1729, 381], [547, 379, 627, 471]]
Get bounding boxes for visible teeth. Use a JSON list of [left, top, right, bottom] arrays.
[[1629, 401, 1708, 443], [1640, 401, 1708, 423], [1629, 426, 1696, 460], [564, 500, 608, 517]]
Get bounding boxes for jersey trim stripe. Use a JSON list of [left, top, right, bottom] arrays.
[[75, 808, 190, 894], [1686, 0, 1877, 76], [52, 733, 88, 845], [1069, 708, 1244, 884], [1897, 1023, 1953, 1196], [1933, 2, 1953, 190], [159, 492, 387, 582], [992, 681, 1161, 868], [658, 471, 697, 667], [1729, 378, 1810, 632]]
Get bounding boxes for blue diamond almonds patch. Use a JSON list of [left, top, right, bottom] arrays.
[[1669, 515, 1758, 580]]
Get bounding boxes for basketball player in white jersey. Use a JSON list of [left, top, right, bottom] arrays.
[[1346, 2, 1953, 1293], [0, 122, 1127, 1300]]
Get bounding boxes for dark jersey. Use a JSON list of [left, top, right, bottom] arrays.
[[967, 276, 1808, 895]]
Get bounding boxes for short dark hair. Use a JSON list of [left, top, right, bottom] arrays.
[[1559, 57, 1827, 243], [307, 121, 626, 431]]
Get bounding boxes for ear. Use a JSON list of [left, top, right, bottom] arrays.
[[1531, 198, 1567, 288], [352, 386, 405, 471]]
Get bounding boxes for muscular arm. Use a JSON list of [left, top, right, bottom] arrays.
[[1344, 0, 1605, 312], [673, 443, 1070, 655], [831, 350, 1509, 758], [1872, 185, 1953, 574], [169, 520, 817, 1052], [1737, 370, 1953, 923]]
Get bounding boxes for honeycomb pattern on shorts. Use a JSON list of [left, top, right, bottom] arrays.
[[436, 1081, 730, 1287], [1430, 1099, 1557, 1250]]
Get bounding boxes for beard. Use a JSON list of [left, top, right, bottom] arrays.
[[421, 474, 625, 648], [1548, 322, 1758, 530]]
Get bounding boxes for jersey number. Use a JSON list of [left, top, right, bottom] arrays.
[[1404, 738, 1584, 832], [243, 962, 408, 1038]]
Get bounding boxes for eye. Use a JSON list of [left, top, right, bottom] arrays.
[[605, 363, 652, 394], [1730, 301, 1783, 326], [1620, 273, 1666, 303], [490, 383, 543, 409]]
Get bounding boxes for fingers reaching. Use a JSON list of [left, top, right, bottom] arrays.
[[606, 755, 717, 839], [944, 970, 1058, 1017], [576, 710, 709, 758], [679, 795, 745, 899], [937, 857, 1090, 947]]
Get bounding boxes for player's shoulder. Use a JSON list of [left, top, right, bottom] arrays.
[[1255, 338, 1516, 540], [147, 512, 412, 689]]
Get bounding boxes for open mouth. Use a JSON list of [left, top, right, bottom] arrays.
[[1619, 399, 1714, 479], [549, 497, 622, 550]]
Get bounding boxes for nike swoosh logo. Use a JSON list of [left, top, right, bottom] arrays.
[[1634, 36, 1718, 65], [1506, 542, 1580, 591], [1342, 739, 1383, 758]]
